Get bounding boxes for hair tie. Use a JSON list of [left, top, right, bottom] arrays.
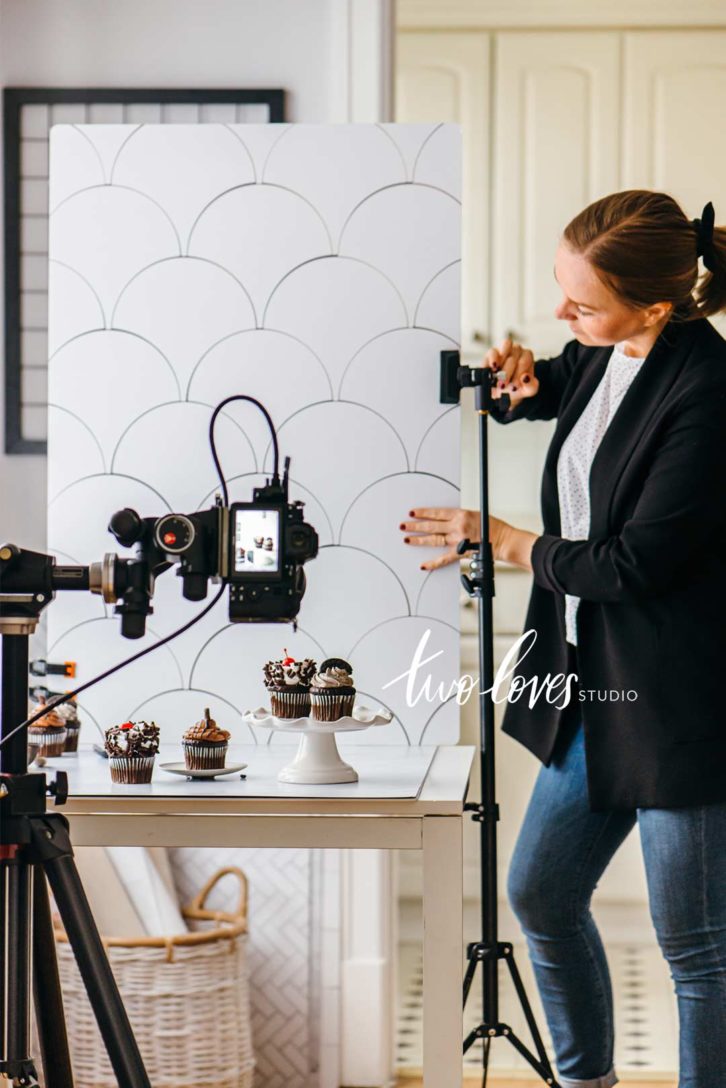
[[692, 201, 717, 272]]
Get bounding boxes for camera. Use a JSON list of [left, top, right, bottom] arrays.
[[0, 397, 319, 639], [90, 460, 318, 637]]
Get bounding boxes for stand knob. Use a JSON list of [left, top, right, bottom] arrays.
[[108, 508, 144, 548], [48, 770, 68, 806]]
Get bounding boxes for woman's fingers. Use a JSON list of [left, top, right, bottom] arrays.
[[508, 348, 537, 396], [400, 518, 451, 533], [489, 341, 538, 399], [407, 506, 458, 520], [419, 549, 460, 572], [400, 507, 463, 570], [402, 533, 454, 547], [400, 507, 481, 570], [401, 506, 456, 531]]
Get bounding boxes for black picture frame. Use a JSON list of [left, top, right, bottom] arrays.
[[3, 86, 286, 454]]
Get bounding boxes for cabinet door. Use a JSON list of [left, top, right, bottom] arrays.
[[492, 32, 621, 355], [623, 31, 726, 337], [396, 31, 490, 355]]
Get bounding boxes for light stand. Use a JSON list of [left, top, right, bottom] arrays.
[[440, 353, 560, 1087], [0, 549, 151, 1088]]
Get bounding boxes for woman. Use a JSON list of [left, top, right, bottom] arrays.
[[400, 191, 726, 1088]]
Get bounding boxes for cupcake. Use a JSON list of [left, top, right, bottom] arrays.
[[28, 697, 67, 758], [182, 708, 230, 770], [309, 658, 356, 722], [57, 695, 81, 752], [104, 720, 159, 784], [263, 649, 317, 719], [28, 696, 67, 757]]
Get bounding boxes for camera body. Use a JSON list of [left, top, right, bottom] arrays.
[[105, 474, 318, 634]]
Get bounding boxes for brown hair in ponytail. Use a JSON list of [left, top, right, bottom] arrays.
[[562, 189, 726, 322]]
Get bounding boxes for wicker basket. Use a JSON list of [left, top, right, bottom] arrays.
[[52, 866, 255, 1088]]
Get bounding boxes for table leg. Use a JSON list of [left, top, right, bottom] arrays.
[[422, 815, 463, 1088]]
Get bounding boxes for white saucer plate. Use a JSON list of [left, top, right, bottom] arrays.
[[160, 762, 247, 780]]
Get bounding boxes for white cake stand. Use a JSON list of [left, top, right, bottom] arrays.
[[242, 704, 394, 784]]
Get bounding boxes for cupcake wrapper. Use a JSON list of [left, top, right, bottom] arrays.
[[309, 690, 356, 722], [183, 742, 228, 771], [63, 725, 81, 753], [270, 690, 311, 719], [28, 728, 67, 757], [109, 755, 155, 784]]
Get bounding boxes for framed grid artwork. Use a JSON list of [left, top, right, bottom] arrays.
[[3, 86, 286, 454]]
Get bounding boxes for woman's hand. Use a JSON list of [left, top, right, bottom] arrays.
[[400, 508, 538, 572], [481, 336, 540, 407], [399, 507, 480, 571]]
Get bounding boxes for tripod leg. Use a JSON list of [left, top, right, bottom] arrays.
[[481, 1034, 491, 1088], [463, 951, 477, 1005], [0, 855, 38, 1084], [504, 947, 556, 1075], [30, 815, 151, 1088], [32, 866, 74, 1088]]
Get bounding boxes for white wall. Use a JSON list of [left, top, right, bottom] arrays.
[[0, 0, 340, 552]]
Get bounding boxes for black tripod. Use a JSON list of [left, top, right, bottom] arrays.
[[440, 354, 560, 1087], [0, 568, 151, 1086]]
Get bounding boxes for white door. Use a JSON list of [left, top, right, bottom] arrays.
[[622, 30, 726, 337], [491, 31, 621, 355]]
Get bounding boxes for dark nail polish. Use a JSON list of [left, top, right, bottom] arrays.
[[522, 375, 530, 383], [404, 538, 410, 543]]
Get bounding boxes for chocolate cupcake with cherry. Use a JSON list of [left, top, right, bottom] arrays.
[[263, 649, 317, 719], [104, 720, 159, 784]]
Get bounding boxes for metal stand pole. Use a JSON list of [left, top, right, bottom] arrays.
[[440, 351, 560, 1087]]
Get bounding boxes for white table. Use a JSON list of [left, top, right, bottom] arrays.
[[60, 743, 475, 1088]]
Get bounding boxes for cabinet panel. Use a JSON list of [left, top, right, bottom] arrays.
[[623, 31, 726, 336], [396, 31, 490, 354], [492, 32, 620, 355]]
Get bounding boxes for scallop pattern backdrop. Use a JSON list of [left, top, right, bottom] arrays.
[[46, 122, 462, 749], [46, 122, 461, 1088]]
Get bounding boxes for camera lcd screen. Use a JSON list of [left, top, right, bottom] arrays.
[[232, 507, 281, 575]]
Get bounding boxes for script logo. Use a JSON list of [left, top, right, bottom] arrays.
[[382, 628, 578, 710]]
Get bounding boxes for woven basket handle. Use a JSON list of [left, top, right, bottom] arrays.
[[189, 866, 248, 922]]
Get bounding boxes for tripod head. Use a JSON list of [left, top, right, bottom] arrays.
[[439, 349, 512, 411]]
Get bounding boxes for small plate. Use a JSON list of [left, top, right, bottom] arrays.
[[160, 761, 247, 780]]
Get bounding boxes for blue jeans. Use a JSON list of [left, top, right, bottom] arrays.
[[506, 716, 726, 1088]]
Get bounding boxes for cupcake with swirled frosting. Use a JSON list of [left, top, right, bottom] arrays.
[[28, 697, 67, 758], [182, 708, 230, 770], [309, 658, 356, 721], [263, 650, 317, 719]]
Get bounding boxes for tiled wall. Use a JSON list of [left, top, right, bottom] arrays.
[[47, 121, 461, 1084]]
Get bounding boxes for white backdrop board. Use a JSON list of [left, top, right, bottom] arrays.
[[46, 122, 462, 748], [46, 122, 461, 1086]]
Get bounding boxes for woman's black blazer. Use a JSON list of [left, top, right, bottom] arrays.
[[490, 315, 726, 811]]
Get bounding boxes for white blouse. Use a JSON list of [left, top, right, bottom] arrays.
[[556, 340, 646, 645]]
